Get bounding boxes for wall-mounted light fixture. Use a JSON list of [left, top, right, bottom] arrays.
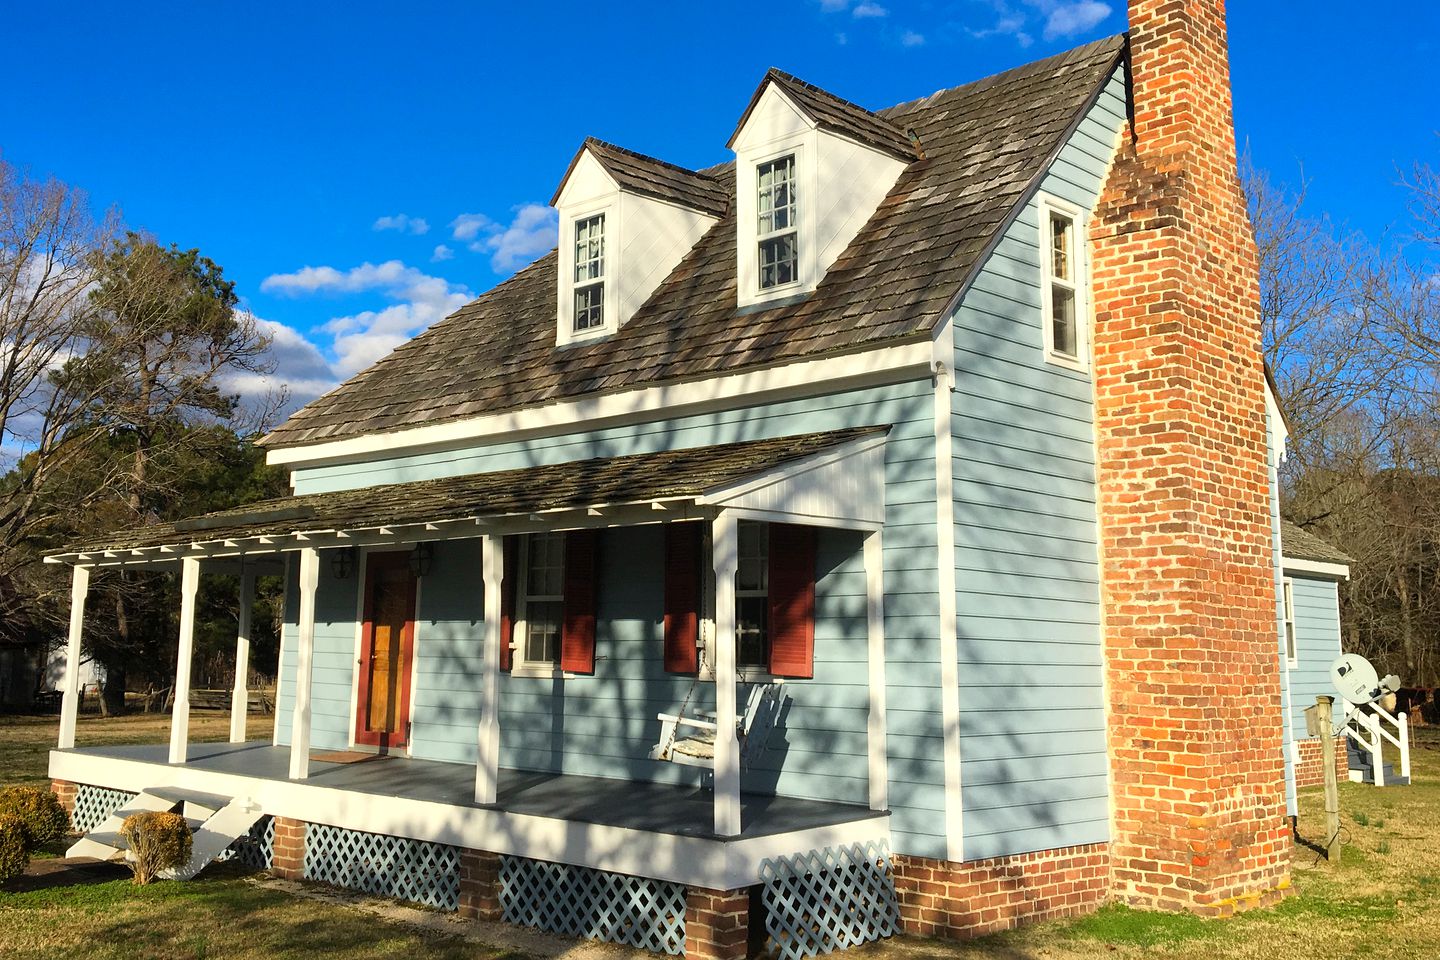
[[409, 542, 434, 578], [330, 547, 356, 580]]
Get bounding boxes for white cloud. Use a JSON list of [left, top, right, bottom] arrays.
[[835, 31, 849, 45], [819, 0, 848, 10], [450, 204, 558, 274], [431, 244, 454, 262], [852, 1, 887, 17], [967, 3, 1034, 46], [224, 317, 340, 409], [901, 29, 925, 46], [372, 213, 430, 235], [477, 204, 559, 273], [450, 213, 495, 242], [1035, 0, 1111, 39], [260, 260, 473, 377]]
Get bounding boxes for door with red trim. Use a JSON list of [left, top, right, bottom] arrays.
[[355, 552, 418, 750]]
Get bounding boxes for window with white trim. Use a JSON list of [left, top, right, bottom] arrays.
[[1283, 577, 1297, 666], [1040, 199, 1087, 367], [735, 521, 769, 670], [572, 214, 606, 333], [756, 155, 798, 290], [519, 531, 565, 668]]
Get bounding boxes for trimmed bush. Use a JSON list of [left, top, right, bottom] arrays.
[[119, 811, 192, 885], [0, 786, 71, 848], [0, 814, 28, 886]]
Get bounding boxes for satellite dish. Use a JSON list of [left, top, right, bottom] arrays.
[[1331, 653, 1382, 705]]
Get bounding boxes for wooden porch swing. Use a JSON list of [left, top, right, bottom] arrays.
[[649, 673, 789, 769]]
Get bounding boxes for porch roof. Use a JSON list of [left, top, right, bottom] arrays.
[[47, 426, 888, 568]]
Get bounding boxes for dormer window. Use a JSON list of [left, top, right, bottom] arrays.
[[729, 70, 913, 309], [572, 214, 606, 332], [756, 155, 798, 290], [552, 139, 724, 346]]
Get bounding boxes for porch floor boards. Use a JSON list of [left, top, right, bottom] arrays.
[[58, 741, 879, 840]]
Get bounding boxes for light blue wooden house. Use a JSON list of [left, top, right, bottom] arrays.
[[46, 11, 1308, 955]]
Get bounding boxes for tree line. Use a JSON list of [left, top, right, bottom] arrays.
[[1253, 149, 1440, 687], [0, 159, 288, 712]]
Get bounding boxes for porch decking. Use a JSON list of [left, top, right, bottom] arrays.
[[51, 741, 889, 888]]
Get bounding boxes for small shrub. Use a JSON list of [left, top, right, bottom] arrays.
[[119, 811, 191, 885], [0, 814, 29, 886], [1378, 840, 1392, 855], [1353, 811, 1371, 827], [0, 787, 71, 848]]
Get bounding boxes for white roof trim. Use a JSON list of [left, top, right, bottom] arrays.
[[698, 434, 887, 531], [1282, 556, 1350, 581], [264, 341, 930, 469]]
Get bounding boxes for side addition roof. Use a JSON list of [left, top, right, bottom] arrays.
[[262, 35, 1127, 450], [1280, 520, 1354, 567]]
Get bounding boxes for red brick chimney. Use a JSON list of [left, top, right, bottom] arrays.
[[1090, 0, 1291, 914]]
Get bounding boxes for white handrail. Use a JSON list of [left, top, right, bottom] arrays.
[[1342, 699, 1411, 786]]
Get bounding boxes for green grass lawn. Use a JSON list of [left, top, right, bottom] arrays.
[[2, 713, 1438, 958]]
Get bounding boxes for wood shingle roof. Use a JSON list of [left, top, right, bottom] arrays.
[[262, 35, 1127, 450]]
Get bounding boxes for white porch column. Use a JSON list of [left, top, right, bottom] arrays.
[[288, 547, 321, 780], [169, 557, 201, 764], [57, 565, 91, 750], [229, 569, 256, 744], [475, 534, 504, 804], [712, 512, 741, 837], [864, 530, 888, 812]]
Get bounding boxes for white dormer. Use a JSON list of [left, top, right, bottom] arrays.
[[729, 70, 915, 310], [551, 139, 725, 346]]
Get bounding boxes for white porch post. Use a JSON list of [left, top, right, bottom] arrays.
[[864, 529, 888, 812], [712, 511, 741, 837], [288, 547, 320, 780], [169, 557, 201, 764], [475, 534, 503, 804], [57, 565, 91, 750], [229, 569, 256, 744]]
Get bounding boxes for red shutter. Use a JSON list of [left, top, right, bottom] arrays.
[[663, 523, 703, 674], [498, 536, 517, 672], [768, 524, 816, 679], [560, 529, 599, 674]]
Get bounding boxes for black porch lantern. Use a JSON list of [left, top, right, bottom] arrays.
[[409, 542, 434, 578], [330, 547, 356, 580]]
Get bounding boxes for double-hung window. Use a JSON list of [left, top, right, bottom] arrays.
[[756, 155, 798, 290], [1282, 577, 1297, 667], [1043, 204, 1084, 365], [573, 214, 606, 332], [735, 521, 770, 670], [519, 531, 566, 668]]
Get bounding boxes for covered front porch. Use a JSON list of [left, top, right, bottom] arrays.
[[50, 739, 888, 889], [47, 428, 894, 886]]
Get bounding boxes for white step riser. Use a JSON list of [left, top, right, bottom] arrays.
[[162, 800, 264, 881], [66, 793, 177, 860]]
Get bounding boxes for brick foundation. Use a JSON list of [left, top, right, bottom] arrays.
[[270, 816, 307, 880], [50, 779, 78, 818], [457, 848, 503, 921], [1294, 738, 1348, 789], [893, 844, 1110, 939], [684, 886, 750, 960], [1089, 0, 1292, 915]]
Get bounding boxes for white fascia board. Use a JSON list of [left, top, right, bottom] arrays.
[[1266, 378, 1289, 463], [1282, 556, 1351, 581], [266, 340, 933, 469]]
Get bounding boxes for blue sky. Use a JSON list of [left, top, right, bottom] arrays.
[[3, 1, 1437, 409]]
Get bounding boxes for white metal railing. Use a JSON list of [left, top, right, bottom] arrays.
[[1342, 701, 1411, 786]]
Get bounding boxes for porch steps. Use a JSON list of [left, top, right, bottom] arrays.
[[66, 787, 265, 880], [1345, 739, 1411, 787]]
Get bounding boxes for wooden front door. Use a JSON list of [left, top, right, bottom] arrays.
[[355, 552, 418, 750]]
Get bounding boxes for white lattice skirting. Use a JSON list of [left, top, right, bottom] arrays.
[[71, 785, 139, 834], [759, 841, 900, 960], [303, 823, 460, 911], [500, 855, 688, 955], [222, 815, 274, 870]]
